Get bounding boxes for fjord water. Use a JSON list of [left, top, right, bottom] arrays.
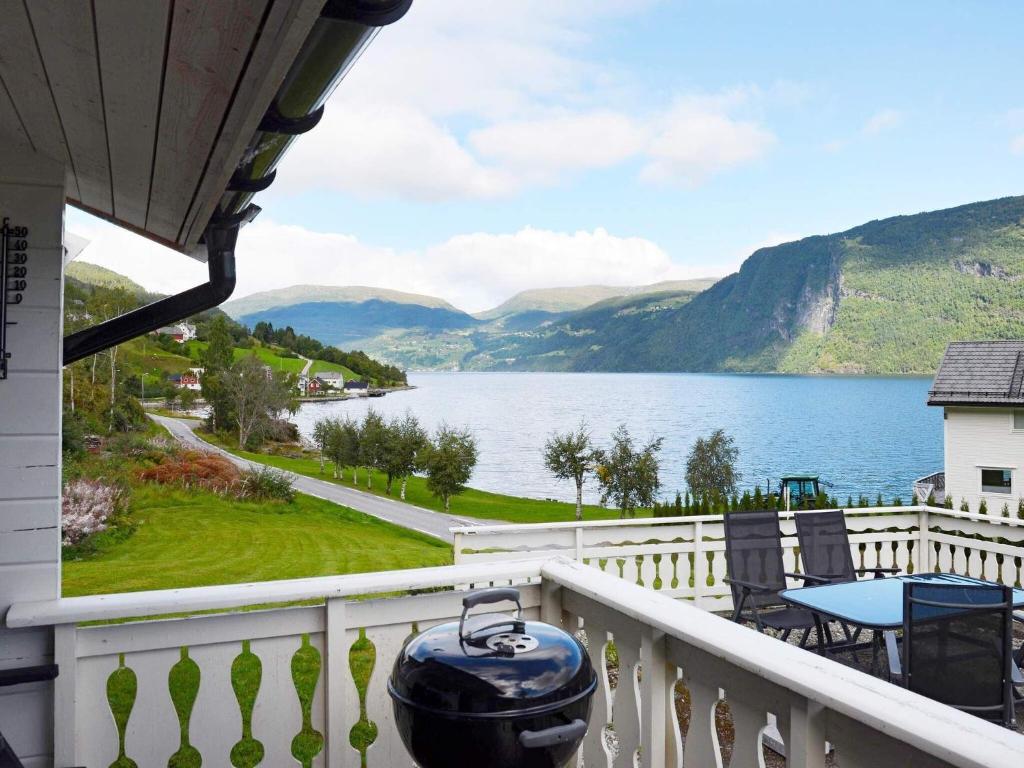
[[293, 372, 942, 505]]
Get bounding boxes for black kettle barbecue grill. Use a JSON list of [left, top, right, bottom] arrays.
[[388, 587, 596, 768]]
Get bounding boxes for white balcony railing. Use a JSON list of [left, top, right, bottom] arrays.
[[453, 505, 1024, 610], [7, 547, 1024, 767]]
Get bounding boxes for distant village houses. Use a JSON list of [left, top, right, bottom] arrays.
[[151, 321, 196, 343], [317, 371, 345, 388], [170, 367, 203, 391], [344, 380, 369, 395]]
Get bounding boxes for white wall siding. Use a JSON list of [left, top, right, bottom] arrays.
[[0, 143, 65, 765], [944, 406, 1024, 513]]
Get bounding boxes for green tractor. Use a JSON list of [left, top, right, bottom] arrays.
[[779, 475, 822, 510]]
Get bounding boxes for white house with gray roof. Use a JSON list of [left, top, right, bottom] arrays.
[[923, 340, 1024, 513]]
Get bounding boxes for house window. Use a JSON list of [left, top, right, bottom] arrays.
[[980, 468, 1012, 494], [1014, 410, 1024, 431]]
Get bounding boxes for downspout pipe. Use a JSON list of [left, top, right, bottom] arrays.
[[63, 216, 244, 365]]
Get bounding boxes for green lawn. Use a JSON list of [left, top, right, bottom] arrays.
[[72, 482, 439, 765], [219, 444, 643, 524], [184, 340, 360, 380], [63, 485, 451, 597]]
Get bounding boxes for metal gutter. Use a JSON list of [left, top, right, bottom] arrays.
[[63, 215, 248, 365], [62, 0, 415, 362]]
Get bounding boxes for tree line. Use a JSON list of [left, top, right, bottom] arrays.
[[251, 321, 407, 386], [200, 317, 299, 448], [311, 411, 478, 512], [544, 423, 912, 520]]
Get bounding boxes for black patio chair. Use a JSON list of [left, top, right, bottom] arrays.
[[723, 509, 827, 647], [794, 508, 899, 584], [886, 580, 1023, 728]]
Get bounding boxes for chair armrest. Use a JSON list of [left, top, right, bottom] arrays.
[[785, 572, 831, 584], [723, 577, 775, 593], [884, 631, 902, 681], [1013, 610, 1024, 623], [0, 664, 58, 687]]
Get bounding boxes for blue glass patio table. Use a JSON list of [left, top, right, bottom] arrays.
[[779, 572, 1024, 631]]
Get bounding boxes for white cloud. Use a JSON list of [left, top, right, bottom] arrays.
[[1010, 134, 1024, 155], [68, 212, 720, 314], [862, 108, 904, 136], [275, 104, 514, 201], [641, 100, 776, 185], [469, 111, 646, 179], [268, 1, 778, 200]]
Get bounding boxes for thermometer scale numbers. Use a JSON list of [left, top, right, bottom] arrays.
[[1, 217, 29, 380]]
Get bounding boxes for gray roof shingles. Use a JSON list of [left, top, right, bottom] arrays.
[[928, 340, 1024, 406]]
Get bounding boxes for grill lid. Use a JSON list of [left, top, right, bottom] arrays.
[[388, 588, 595, 717]]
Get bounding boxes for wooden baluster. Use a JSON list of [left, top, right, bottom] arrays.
[[580, 618, 612, 768], [75, 655, 120, 768], [189, 643, 243, 765], [251, 635, 306, 766], [952, 543, 967, 575], [324, 599, 361, 768], [123, 648, 180, 765], [776, 700, 825, 768], [364, 623, 414, 767], [621, 555, 640, 586], [640, 554, 659, 590], [639, 625, 678, 768], [917, 507, 930, 573], [692, 522, 706, 607], [682, 677, 722, 768], [726, 696, 768, 768], [612, 629, 642, 768]]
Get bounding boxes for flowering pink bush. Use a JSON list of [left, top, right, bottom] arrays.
[[61, 479, 124, 546]]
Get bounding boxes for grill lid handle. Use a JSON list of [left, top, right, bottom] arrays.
[[459, 588, 523, 640], [519, 719, 588, 749], [462, 587, 520, 611]]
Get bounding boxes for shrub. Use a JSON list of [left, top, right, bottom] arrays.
[[1001, 502, 1010, 518], [959, 498, 970, 513], [943, 495, 953, 509], [237, 467, 295, 502], [1019, 498, 1024, 520], [139, 450, 240, 493], [61, 479, 125, 546], [978, 498, 988, 515], [926, 491, 936, 506]]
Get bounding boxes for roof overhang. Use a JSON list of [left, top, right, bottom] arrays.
[[0, 0, 412, 258]]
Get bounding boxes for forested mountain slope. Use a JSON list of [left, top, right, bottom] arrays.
[[562, 196, 1024, 374]]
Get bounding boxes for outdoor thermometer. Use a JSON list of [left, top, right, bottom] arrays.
[[1, 217, 29, 380]]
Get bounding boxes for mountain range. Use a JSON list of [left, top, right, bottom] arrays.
[[221, 195, 1024, 374]]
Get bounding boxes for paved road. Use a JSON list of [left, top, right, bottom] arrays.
[[150, 414, 500, 542]]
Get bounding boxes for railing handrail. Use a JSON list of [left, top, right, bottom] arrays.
[[451, 505, 924, 536], [542, 557, 1024, 768], [5, 560, 543, 628]]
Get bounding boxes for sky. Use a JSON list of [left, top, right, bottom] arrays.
[[71, 0, 1024, 313]]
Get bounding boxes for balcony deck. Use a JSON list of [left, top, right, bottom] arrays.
[[7, 505, 1024, 767]]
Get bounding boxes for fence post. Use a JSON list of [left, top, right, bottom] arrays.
[[693, 521, 706, 609], [640, 625, 669, 768], [325, 598, 347, 768], [540, 577, 564, 627], [53, 623, 77, 767], [917, 506, 931, 574], [575, 526, 584, 561], [453, 531, 463, 564]]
